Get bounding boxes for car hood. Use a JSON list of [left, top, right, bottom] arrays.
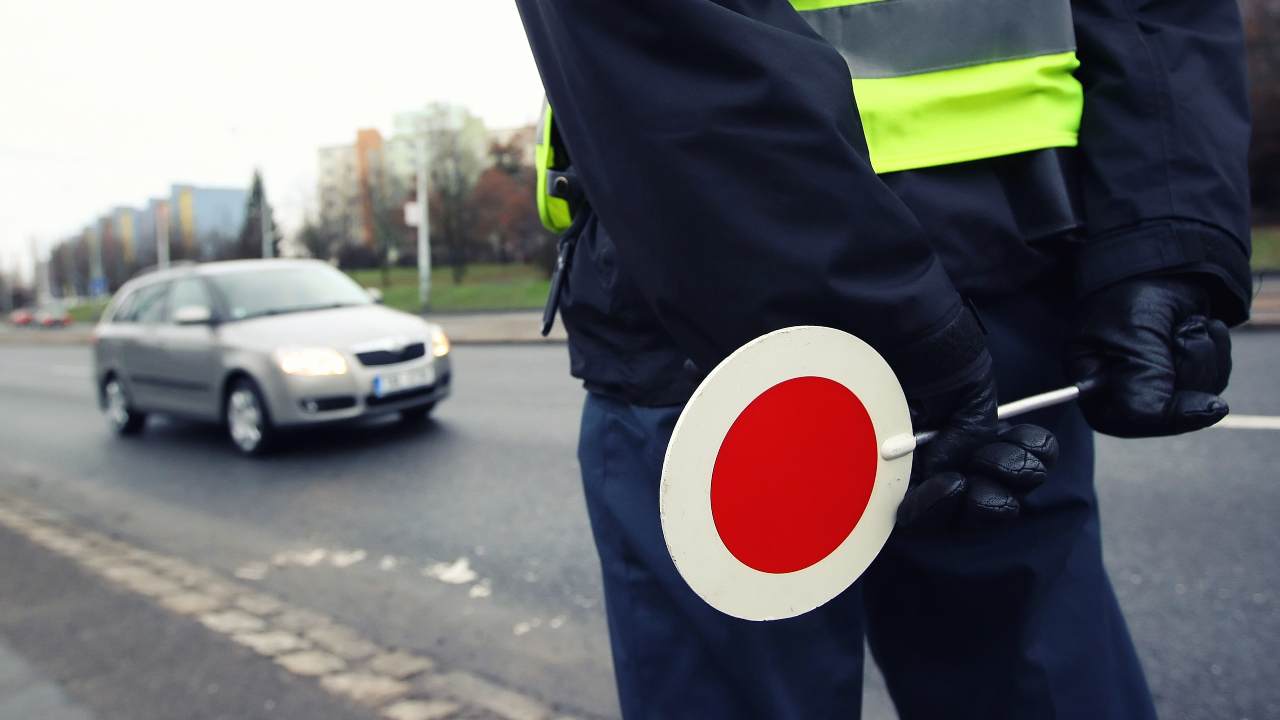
[[219, 305, 435, 352]]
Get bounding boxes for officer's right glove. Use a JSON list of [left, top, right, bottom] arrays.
[[891, 315, 1059, 531], [1069, 276, 1232, 438]]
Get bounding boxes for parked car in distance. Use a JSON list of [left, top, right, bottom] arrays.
[[8, 308, 33, 326], [92, 259, 452, 455], [35, 305, 72, 328]]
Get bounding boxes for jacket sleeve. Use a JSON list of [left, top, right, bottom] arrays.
[[515, 0, 986, 395], [1072, 0, 1253, 325]]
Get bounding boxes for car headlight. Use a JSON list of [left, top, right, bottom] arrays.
[[275, 347, 349, 376], [430, 326, 450, 358]]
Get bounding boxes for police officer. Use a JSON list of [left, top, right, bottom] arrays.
[[516, 1, 1251, 718]]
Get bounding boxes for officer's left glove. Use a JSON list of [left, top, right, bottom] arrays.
[[1069, 276, 1232, 438]]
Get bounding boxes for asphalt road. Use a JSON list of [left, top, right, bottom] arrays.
[[1, 335, 1278, 719]]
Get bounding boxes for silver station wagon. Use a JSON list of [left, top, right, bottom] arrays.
[[93, 259, 452, 455]]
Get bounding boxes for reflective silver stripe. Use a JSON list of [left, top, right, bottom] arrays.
[[536, 98, 550, 145], [798, 0, 1076, 79]]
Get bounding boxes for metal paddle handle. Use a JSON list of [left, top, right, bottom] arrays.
[[879, 378, 1101, 461]]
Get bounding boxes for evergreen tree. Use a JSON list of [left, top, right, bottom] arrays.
[[235, 170, 284, 259]]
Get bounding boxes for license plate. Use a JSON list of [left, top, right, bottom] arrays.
[[371, 365, 435, 398]]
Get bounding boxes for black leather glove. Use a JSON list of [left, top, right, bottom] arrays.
[[1069, 276, 1232, 438], [896, 350, 1060, 531]]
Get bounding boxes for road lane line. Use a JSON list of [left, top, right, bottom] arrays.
[[52, 364, 92, 379], [0, 376, 89, 396], [1217, 414, 1280, 431], [0, 493, 570, 720]]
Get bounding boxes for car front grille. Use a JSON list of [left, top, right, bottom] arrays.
[[356, 342, 426, 367]]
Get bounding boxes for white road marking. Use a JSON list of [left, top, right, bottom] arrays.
[[1217, 414, 1280, 431], [271, 548, 327, 567], [52, 364, 91, 379], [331, 549, 367, 568], [235, 561, 270, 580], [422, 557, 478, 585]]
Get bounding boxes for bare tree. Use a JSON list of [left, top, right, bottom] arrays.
[[1246, 0, 1280, 218], [417, 104, 488, 284], [298, 217, 342, 261]]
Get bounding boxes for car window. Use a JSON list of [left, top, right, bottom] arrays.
[[104, 290, 137, 324], [208, 264, 371, 320], [130, 282, 170, 324], [167, 277, 213, 322]]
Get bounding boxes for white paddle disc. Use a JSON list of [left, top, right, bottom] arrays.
[[660, 326, 913, 621]]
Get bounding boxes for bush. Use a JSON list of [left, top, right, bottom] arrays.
[[336, 243, 382, 270], [535, 232, 559, 278]]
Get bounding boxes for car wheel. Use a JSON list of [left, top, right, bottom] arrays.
[[399, 403, 436, 424], [226, 378, 275, 456], [103, 377, 146, 435]]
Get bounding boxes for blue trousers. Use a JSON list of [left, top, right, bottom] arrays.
[[576, 280, 1158, 719]]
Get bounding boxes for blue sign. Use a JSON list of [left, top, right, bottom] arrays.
[[90, 277, 107, 297]]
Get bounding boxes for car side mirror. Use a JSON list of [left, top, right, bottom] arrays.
[[366, 287, 384, 304], [174, 305, 213, 325]]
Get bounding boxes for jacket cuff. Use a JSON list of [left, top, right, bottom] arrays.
[[1075, 220, 1252, 326], [884, 303, 991, 400]]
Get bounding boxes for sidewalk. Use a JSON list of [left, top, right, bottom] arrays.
[[432, 310, 566, 343], [0, 494, 569, 720], [1250, 272, 1280, 326], [0, 516, 383, 720]]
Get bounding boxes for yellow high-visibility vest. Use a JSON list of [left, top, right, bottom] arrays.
[[536, 0, 1084, 231], [794, 0, 1083, 173], [535, 101, 574, 233]]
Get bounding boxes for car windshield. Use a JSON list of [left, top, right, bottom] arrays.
[[208, 264, 372, 320]]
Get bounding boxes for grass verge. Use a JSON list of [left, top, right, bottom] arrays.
[[1252, 226, 1280, 272], [347, 264, 550, 314], [67, 300, 109, 324]]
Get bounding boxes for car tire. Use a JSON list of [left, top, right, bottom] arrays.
[[225, 377, 275, 456], [102, 376, 146, 436], [399, 403, 436, 424]]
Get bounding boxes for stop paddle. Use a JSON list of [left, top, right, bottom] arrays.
[[659, 326, 1089, 621]]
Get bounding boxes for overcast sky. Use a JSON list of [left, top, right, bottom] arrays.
[[0, 0, 546, 279]]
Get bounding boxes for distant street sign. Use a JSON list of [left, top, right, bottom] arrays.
[[404, 202, 422, 228], [90, 277, 108, 297]]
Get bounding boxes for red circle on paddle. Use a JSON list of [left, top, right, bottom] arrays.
[[710, 376, 878, 574]]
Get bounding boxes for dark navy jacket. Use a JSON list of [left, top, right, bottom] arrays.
[[516, 0, 1252, 407]]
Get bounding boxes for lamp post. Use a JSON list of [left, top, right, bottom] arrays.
[[416, 130, 431, 309], [157, 203, 171, 269], [260, 170, 274, 259]]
